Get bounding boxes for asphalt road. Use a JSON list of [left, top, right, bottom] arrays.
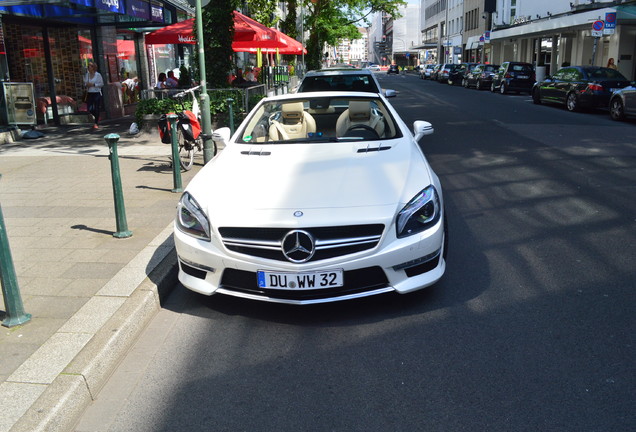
[[75, 73, 636, 432]]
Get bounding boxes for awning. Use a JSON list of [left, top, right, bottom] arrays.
[[465, 35, 480, 50], [145, 12, 305, 54], [490, 7, 617, 40]]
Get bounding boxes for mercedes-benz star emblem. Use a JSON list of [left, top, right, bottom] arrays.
[[294, 211, 303, 217], [281, 230, 315, 263]]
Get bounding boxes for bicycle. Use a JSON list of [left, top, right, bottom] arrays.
[[158, 86, 214, 171]]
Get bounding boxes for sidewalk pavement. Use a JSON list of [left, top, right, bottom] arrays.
[[0, 116, 202, 432]]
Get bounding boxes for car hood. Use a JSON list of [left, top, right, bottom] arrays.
[[186, 140, 432, 227]]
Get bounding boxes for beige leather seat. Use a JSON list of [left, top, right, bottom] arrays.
[[269, 102, 316, 140], [336, 101, 385, 138]]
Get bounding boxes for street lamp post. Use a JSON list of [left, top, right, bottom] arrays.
[[194, 0, 214, 163]]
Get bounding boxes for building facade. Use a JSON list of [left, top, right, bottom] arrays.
[[0, 0, 192, 127]]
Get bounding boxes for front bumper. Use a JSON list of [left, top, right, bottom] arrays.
[[174, 218, 446, 305]]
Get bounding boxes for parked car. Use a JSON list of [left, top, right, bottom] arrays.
[[174, 91, 447, 304], [430, 64, 442, 81], [609, 85, 636, 121], [437, 63, 458, 84], [532, 66, 632, 112], [463, 64, 500, 90], [297, 68, 397, 97], [420, 64, 436, 80], [448, 63, 478, 86], [491, 62, 535, 94], [367, 64, 381, 72], [387, 63, 400, 74]]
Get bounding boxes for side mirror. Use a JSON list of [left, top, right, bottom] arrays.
[[212, 127, 231, 149], [413, 121, 434, 142], [383, 89, 397, 98]]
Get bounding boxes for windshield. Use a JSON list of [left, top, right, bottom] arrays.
[[298, 74, 379, 92], [238, 96, 401, 144]]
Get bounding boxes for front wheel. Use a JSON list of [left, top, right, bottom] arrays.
[[566, 92, 579, 112], [532, 88, 542, 104], [177, 129, 194, 171], [610, 97, 626, 121], [490, 82, 496, 93], [476, 80, 482, 91], [499, 82, 507, 94]]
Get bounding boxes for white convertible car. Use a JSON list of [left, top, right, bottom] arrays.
[[174, 91, 447, 304]]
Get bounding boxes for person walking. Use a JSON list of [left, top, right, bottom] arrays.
[[84, 61, 104, 130]]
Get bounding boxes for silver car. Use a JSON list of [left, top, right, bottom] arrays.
[[609, 85, 636, 121]]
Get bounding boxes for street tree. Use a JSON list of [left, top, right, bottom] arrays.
[[304, 0, 405, 70]]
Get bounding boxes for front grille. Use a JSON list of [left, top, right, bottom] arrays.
[[218, 224, 385, 263], [219, 266, 389, 301]]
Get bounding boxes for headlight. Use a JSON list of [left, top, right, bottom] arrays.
[[176, 192, 211, 241], [396, 186, 440, 238]]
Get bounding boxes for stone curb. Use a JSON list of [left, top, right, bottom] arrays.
[[8, 249, 179, 432]]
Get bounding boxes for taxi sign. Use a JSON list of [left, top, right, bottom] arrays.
[[604, 12, 616, 34]]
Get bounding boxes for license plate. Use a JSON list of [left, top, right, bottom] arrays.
[[257, 269, 343, 289], [517, 75, 529, 79]]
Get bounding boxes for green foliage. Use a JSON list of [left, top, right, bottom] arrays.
[[245, 0, 278, 27], [197, 0, 239, 89], [304, 0, 406, 70], [134, 97, 193, 127]]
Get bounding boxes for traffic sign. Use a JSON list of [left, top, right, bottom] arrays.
[[604, 12, 616, 34], [592, 20, 604, 37]]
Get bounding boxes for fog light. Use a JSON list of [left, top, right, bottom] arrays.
[[393, 249, 440, 271]]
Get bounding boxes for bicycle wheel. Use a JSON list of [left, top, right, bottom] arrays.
[[177, 128, 194, 171]]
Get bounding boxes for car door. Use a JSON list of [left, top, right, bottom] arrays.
[[555, 68, 581, 103], [542, 68, 567, 101], [624, 87, 636, 116], [469, 65, 482, 86], [495, 63, 508, 88]]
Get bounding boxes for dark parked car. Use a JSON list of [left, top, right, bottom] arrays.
[[463, 64, 500, 90], [609, 85, 636, 121], [387, 64, 400, 74], [532, 66, 632, 112], [448, 63, 478, 86], [437, 63, 458, 84], [491, 62, 535, 94]]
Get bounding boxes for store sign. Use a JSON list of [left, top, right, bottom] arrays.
[[126, 0, 150, 20], [95, 0, 124, 14], [150, 3, 163, 22], [484, 31, 490, 42]]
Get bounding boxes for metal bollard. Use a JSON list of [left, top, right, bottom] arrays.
[[104, 134, 132, 238], [226, 98, 235, 135], [0, 174, 31, 327], [167, 114, 183, 193]]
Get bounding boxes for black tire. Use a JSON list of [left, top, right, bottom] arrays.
[[476, 80, 482, 90], [566, 92, 579, 112], [463, 78, 468, 88], [610, 97, 626, 121], [490, 82, 496, 93], [532, 88, 542, 104], [499, 82, 507, 95], [177, 129, 194, 171]]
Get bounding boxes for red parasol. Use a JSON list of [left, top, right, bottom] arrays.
[[144, 11, 289, 51]]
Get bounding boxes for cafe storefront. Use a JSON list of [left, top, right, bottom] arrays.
[[0, 0, 192, 126]]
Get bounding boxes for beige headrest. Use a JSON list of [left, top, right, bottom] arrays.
[[348, 101, 371, 121], [282, 102, 304, 120]]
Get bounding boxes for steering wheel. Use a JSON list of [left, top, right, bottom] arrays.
[[344, 124, 380, 139]]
